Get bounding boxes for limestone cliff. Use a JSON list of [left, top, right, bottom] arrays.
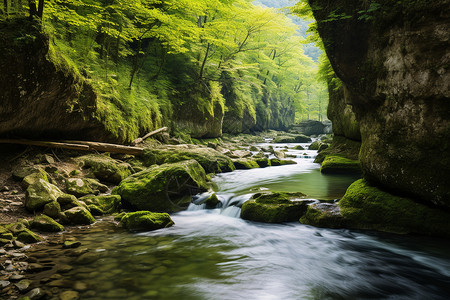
[[309, 0, 450, 208], [0, 19, 114, 142]]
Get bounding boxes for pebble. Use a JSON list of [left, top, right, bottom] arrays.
[[57, 264, 73, 273], [27, 263, 46, 272], [62, 241, 81, 249], [9, 274, 25, 281], [0, 280, 11, 288], [25, 287, 44, 299], [14, 240, 26, 248], [15, 279, 32, 292], [59, 290, 79, 300], [73, 281, 87, 291]]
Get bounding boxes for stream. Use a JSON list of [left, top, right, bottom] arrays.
[[26, 142, 450, 299]]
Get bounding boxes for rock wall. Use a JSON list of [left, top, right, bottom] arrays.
[[309, 0, 450, 208], [0, 19, 114, 142]]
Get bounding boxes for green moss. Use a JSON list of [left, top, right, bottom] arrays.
[[300, 203, 347, 228], [22, 169, 48, 188], [338, 179, 450, 237], [79, 195, 121, 215], [314, 136, 361, 163], [25, 179, 64, 211], [204, 193, 221, 209], [31, 215, 64, 232], [114, 160, 208, 212], [43, 201, 61, 219], [320, 155, 361, 174], [120, 211, 174, 232], [17, 229, 42, 244], [233, 159, 260, 170], [254, 158, 271, 168], [273, 134, 311, 143], [64, 206, 96, 225], [241, 192, 308, 223], [143, 147, 235, 174], [75, 154, 132, 184]]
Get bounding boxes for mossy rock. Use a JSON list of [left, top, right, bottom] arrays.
[[75, 154, 132, 184], [314, 136, 361, 164], [31, 215, 64, 232], [338, 179, 450, 237], [120, 211, 174, 232], [320, 155, 361, 174], [6, 222, 28, 235], [273, 135, 311, 143], [25, 179, 64, 212], [65, 178, 108, 197], [204, 193, 221, 209], [64, 207, 95, 225], [249, 146, 259, 151], [12, 165, 41, 181], [233, 159, 260, 170], [114, 160, 208, 213], [241, 192, 309, 223], [79, 195, 121, 215], [308, 141, 322, 150], [300, 203, 347, 228], [293, 145, 305, 150], [143, 146, 235, 174], [57, 194, 87, 211], [43, 201, 61, 219], [254, 158, 271, 168], [16, 229, 42, 243], [22, 169, 48, 188], [270, 159, 297, 166]]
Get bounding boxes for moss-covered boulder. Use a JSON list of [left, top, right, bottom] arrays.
[[233, 159, 260, 170], [16, 229, 42, 244], [254, 158, 271, 168], [75, 154, 132, 184], [57, 194, 86, 211], [273, 134, 311, 143], [79, 195, 121, 216], [22, 169, 49, 188], [308, 141, 322, 150], [25, 179, 64, 211], [114, 160, 208, 212], [320, 155, 361, 174], [339, 180, 450, 237], [43, 201, 61, 219], [204, 193, 221, 209], [12, 165, 42, 181], [270, 159, 297, 166], [300, 203, 347, 228], [65, 178, 108, 197], [143, 146, 235, 174], [120, 211, 174, 232], [241, 192, 310, 223], [31, 215, 64, 232], [64, 207, 95, 225]]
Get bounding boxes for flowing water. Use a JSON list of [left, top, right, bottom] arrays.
[[26, 142, 450, 299]]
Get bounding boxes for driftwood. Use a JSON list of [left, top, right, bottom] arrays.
[[131, 127, 168, 146], [0, 139, 144, 156]]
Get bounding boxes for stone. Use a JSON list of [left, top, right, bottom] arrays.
[[64, 207, 95, 225], [74, 154, 133, 184], [57, 194, 86, 210], [308, 141, 322, 150], [65, 178, 108, 197], [62, 241, 81, 249], [143, 146, 236, 174], [120, 211, 174, 232], [204, 193, 221, 209], [12, 166, 41, 181], [27, 263, 47, 272], [24, 287, 44, 299], [22, 169, 49, 188], [254, 158, 271, 168], [293, 145, 304, 150], [300, 203, 347, 228], [25, 179, 64, 212], [78, 195, 121, 215], [17, 229, 42, 244], [272, 134, 311, 143], [240, 192, 311, 223], [31, 215, 64, 232], [114, 160, 208, 212], [233, 159, 260, 170], [320, 155, 361, 174], [15, 279, 32, 292], [43, 201, 61, 219], [75, 252, 99, 265], [274, 150, 286, 159], [0, 280, 10, 288]]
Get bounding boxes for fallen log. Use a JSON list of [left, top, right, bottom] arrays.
[[62, 140, 144, 155], [0, 139, 144, 156], [131, 127, 168, 146], [0, 139, 90, 151]]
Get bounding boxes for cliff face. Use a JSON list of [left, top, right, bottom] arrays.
[[310, 0, 450, 208], [0, 20, 115, 142]]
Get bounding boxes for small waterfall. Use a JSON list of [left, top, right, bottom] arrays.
[[188, 192, 253, 217]]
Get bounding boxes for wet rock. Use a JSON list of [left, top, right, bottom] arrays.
[[0, 280, 10, 288], [24, 287, 44, 299], [204, 194, 221, 209], [114, 160, 208, 212], [233, 159, 259, 170], [75, 252, 99, 265], [232, 150, 252, 158], [318, 143, 329, 152], [64, 207, 95, 225], [254, 158, 271, 168], [293, 145, 304, 150], [57, 194, 86, 211], [320, 155, 361, 174], [73, 281, 87, 291], [13, 240, 26, 248], [120, 211, 174, 232], [241, 192, 311, 223], [62, 241, 81, 249], [31, 215, 64, 232], [300, 202, 347, 229], [25, 179, 64, 211], [15, 279, 32, 292], [43, 201, 61, 219], [57, 265, 73, 273], [308, 140, 322, 150], [17, 229, 42, 244], [74, 154, 132, 184], [78, 195, 121, 216]]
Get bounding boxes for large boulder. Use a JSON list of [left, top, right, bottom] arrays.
[[63, 207, 95, 225], [272, 134, 311, 143], [290, 120, 328, 136], [309, 0, 450, 209], [143, 146, 235, 174], [75, 154, 132, 184], [25, 179, 64, 211], [79, 195, 121, 215], [320, 155, 361, 174], [119, 211, 174, 232], [114, 160, 208, 212], [65, 178, 108, 197], [240, 192, 311, 223]]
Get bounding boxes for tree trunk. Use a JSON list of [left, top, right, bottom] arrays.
[[36, 0, 43, 18], [28, 0, 36, 17], [199, 43, 211, 79]]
